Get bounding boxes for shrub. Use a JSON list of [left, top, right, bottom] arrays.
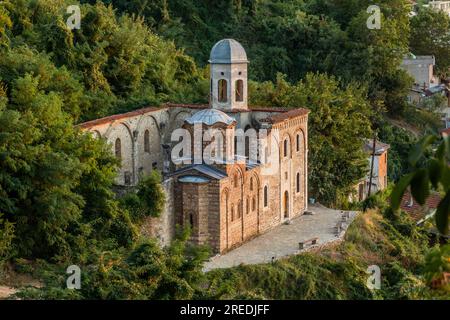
[[0, 213, 14, 262]]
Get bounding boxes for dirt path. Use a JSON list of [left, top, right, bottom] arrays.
[[0, 286, 17, 299]]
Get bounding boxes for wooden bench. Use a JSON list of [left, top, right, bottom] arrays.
[[299, 237, 318, 250]]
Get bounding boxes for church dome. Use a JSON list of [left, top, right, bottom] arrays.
[[209, 39, 249, 64], [185, 108, 236, 126]]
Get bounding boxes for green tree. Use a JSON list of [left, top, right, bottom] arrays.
[[410, 7, 450, 77]]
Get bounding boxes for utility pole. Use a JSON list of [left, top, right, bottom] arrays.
[[368, 133, 377, 197]]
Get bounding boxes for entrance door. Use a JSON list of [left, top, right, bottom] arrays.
[[284, 191, 289, 218]]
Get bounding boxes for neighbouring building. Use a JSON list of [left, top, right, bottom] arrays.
[[401, 54, 450, 128], [401, 54, 439, 90], [79, 39, 309, 254], [352, 140, 390, 202], [428, 1, 450, 16], [400, 190, 441, 224]]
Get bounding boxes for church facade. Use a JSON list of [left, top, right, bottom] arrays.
[[79, 39, 309, 254]]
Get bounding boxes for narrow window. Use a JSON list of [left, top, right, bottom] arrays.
[[250, 177, 253, 191], [264, 146, 268, 164], [284, 139, 288, 158], [238, 200, 242, 218], [144, 130, 150, 153], [264, 186, 268, 207], [234, 173, 238, 188], [246, 198, 249, 214], [115, 138, 122, 160], [189, 212, 194, 228], [235, 79, 244, 102], [252, 197, 256, 211], [231, 205, 235, 221], [296, 134, 300, 152], [296, 173, 300, 193], [218, 79, 228, 102]]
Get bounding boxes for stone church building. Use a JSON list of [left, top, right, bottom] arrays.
[[80, 39, 309, 254]]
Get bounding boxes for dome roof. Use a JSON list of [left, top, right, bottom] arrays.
[[185, 108, 236, 126], [209, 39, 249, 64]]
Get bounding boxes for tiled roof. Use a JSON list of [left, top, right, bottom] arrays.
[[260, 108, 309, 124], [400, 191, 441, 222], [169, 164, 228, 180], [441, 127, 450, 136], [77, 103, 308, 129], [77, 106, 161, 129], [364, 140, 391, 155]]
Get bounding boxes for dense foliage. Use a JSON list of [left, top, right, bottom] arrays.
[[410, 7, 450, 77], [14, 206, 448, 300], [392, 135, 450, 235], [98, 0, 413, 115], [15, 230, 209, 300], [0, 0, 171, 261], [1, 0, 207, 122]]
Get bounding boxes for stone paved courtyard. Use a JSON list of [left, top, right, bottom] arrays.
[[204, 204, 358, 271]]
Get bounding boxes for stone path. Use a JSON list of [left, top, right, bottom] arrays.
[[204, 204, 358, 271]]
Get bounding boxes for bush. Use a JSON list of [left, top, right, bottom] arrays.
[[0, 213, 14, 263], [120, 170, 166, 221]]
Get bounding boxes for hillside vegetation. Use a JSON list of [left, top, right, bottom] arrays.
[[7, 207, 448, 299], [0, 0, 449, 300]]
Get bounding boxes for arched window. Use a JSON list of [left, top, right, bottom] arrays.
[[284, 139, 288, 158], [296, 173, 300, 193], [252, 197, 256, 211], [218, 79, 228, 102], [250, 177, 253, 191], [264, 186, 268, 207], [296, 134, 300, 152], [115, 138, 122, 160], [144, 130, 150, 153], [235, 79, 244, 102]]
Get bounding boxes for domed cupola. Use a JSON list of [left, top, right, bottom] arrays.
[[185, 108, 236, 126], [209, 39, 249, 64], [209, 39, 249, 111]]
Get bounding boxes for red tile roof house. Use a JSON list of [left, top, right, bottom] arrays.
[[399, 190, 441, 224]]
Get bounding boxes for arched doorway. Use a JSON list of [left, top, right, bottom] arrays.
[[284, 191, 289, 218]]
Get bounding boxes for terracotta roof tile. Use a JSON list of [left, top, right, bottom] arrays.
[[261, 108, 309, 124], [400, 191, 441, 222], [78, 103, 309, 129], [78, 106, 161, 129]]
